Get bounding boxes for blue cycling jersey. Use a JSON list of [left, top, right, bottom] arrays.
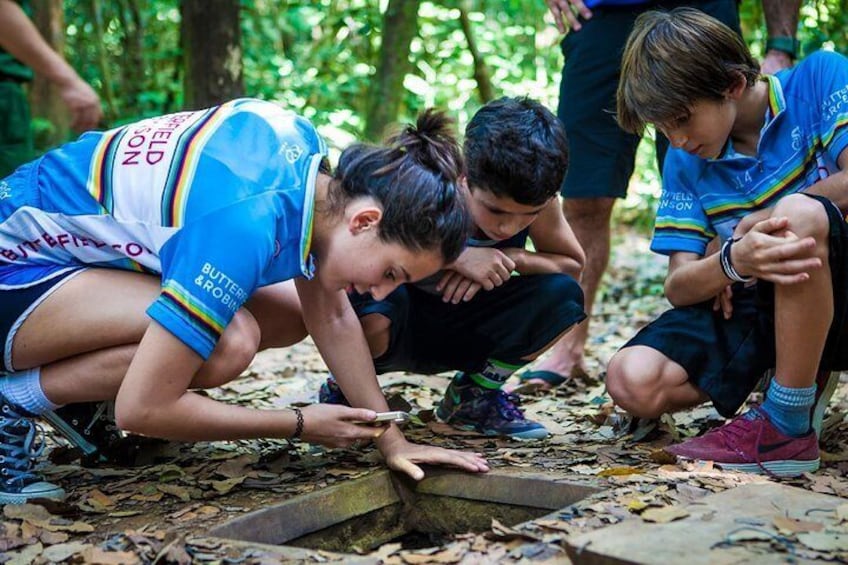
[[0, 98, 328, 358], [653, 51, 848, 256]]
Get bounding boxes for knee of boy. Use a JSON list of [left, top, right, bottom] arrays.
[[774, 193, 830, 241], [537, 273, 585, 311], [606, 352, 656, 405]]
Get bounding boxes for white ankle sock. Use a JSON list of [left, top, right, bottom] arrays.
[[0, 368, 60, 415]]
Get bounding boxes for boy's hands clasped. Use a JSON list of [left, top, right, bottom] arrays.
[[731, 215, 822, 285], [714, 214, 823, 320], [437, 247, 515, 303]]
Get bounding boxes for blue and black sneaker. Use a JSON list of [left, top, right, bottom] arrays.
[[0, 392, 65, 504], [435, 375, 549, 440], [318, 375, 350, 406]]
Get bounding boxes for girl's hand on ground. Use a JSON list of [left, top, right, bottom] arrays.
[[733, 218, 822, 284], [380, 438, 489, 481], [712, 284, 734, 319], [298, 404, 388, 448]]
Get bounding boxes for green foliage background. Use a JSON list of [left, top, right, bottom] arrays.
[[54, 0, 848, 225]]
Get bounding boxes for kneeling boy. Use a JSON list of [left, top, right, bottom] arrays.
[[322, 97, 586, 440]]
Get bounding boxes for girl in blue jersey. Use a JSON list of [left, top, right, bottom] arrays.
[[0, 98, 488, 503]]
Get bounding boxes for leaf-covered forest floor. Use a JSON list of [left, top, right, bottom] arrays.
[[3, 229, 847, 564]]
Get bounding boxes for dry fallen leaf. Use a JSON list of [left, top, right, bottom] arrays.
[[627, 499, 650, 512], [401, 542, 467, 564], [86, 488, 117, 509], [597, 466, 642, 477], [641, 505, 690, 523], [41, 541, 92, 562], [210, 476, 246, 494], [81, 546, 142, 564], [773, 516, 824, 534], [157, 483, 192, 502], [5, 541, 43, 565]]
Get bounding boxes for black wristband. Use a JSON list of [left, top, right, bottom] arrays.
[[766, 36, 799, 60], [720, 238, 753, 283], [292, 407, 304, 439]]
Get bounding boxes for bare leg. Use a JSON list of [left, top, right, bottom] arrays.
[[12, 269, 262, 405], [533, 197, 615, 379], [606, 346, 707, 419], [246, 281, 307, 350], [12, 270, 159, 369], [360, 313, 391, 359], [772, 195, 831, 389]]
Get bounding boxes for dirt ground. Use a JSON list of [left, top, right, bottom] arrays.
[[2, 230, 847, 564]]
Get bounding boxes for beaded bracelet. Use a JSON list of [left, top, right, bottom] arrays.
[[292, 407, 304, 439], [720, 237, 753, 283]]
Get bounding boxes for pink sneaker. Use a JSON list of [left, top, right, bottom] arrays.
[[665, 407, 820, 477]]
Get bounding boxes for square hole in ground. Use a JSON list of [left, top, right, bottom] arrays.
[[209, 468, 601, 555]]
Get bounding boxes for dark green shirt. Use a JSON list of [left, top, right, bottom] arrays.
[[0, 0, 35, 81]]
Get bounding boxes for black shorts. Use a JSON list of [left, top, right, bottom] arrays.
[[350, 274, 586, 376], [623, 195, 848, 417], [0, 268, 83, 372], [558, 0, 740, 198]]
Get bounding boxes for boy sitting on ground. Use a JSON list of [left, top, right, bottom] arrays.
[[321, 96, 586, 440], [607, 8, 846, 476]]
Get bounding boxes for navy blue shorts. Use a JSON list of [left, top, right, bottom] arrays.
[[623, 195, 848, 417], [350, 273, 586, 376], [0, 268, 83, 372], [558, 0, 740, 198]]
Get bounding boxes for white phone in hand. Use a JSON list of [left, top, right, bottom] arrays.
[[357, 411, 410, 426]]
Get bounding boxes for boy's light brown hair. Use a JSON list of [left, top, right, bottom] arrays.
[[616, 8, 760, 135]]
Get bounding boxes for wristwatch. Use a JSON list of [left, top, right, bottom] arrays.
[[766, 36, 800, 60]]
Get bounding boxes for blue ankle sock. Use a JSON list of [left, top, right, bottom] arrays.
[[760, 380, 815, 437], [0, 368, 60, 415]]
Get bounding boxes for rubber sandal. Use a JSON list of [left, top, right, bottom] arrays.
[[508, 370, 569, 394]]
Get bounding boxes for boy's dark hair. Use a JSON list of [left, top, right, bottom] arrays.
[[464, 96, 568, 207], [617, 8, 760, 135], [331, 109, 470, 263]]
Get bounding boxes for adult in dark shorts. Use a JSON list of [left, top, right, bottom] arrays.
[[528, 0, 801, 385]]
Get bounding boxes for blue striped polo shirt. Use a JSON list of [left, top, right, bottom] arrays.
[[652, 50, 848, 256], [0, 98, 327, 358]]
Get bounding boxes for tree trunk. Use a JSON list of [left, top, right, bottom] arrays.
[[364, 0, 419, 142], [29, 0, 68, 146], [458, 1, 494, 104], [90, 0, 118, 122], [117, 0, 145, 117], [181, 0, 244, 110]]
